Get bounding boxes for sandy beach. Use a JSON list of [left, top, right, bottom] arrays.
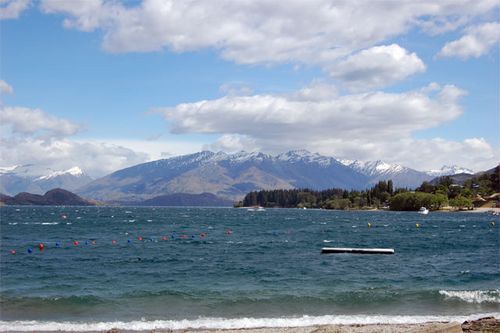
[[18, 317, 499, 333], [22, 320, 499, 333], [463, 207, 500, 214]]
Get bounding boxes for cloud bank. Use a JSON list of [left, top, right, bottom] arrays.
[[39, 0, 497, 66]]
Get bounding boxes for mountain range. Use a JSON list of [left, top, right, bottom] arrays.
[[76, 150, 474, 203], [1, 151, 478, 204], [0, 165, 93, 196]]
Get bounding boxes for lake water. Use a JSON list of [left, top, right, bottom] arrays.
[[0, 207, 499, 330]]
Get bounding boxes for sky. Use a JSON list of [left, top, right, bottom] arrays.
[[0, 0, 499, 177]]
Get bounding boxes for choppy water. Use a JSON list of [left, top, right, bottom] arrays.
[[0, 207, 499, 330]]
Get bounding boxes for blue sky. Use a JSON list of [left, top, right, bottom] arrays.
[[0, 0, 499, 176]]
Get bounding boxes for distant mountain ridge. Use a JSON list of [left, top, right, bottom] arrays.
[[77, 150, 369, 202], [340, 159, 432, 188], [2, 151, 478, 204], [426, 165, 474, 177], [0, 165, 93, 196], [138, 193, 234, 206]]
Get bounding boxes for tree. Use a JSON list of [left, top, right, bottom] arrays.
[[449, 196, 473, 210]]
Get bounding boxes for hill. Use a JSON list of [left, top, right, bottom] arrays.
[[0, 188, 96, 206]]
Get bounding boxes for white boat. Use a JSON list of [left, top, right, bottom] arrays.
[[418, 207, 429, 215], [247, 206, 266, 212]]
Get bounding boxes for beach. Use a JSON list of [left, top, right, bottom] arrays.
[[20, 318, 500, 333]]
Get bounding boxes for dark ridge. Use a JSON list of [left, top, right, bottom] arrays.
[[0, 188, 95, 206], [137, 192, 234, 207]]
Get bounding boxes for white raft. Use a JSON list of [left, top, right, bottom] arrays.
[[321, 247, 394, 255]]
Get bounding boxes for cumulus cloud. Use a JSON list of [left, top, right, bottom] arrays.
[[0, 0, 30, 19], [0, 106, 82, 138], [158, 83, 466, 142], [39, 0, 498, 68], [330, 44, 426, 91], [438, 22, 500, 59], [0, 80, 13, 94]]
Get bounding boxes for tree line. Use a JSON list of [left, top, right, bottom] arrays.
[[237, 166, 499, 211]]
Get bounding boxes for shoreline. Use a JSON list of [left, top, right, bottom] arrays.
[[2, 315, 499, 333], [0, 322, 475, 333]]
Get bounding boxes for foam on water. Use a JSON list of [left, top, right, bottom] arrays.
[[439, 290, 500, 304], [1, 313, 499, 331]]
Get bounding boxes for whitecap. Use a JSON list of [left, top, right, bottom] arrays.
[[439, 290, 500, 303]]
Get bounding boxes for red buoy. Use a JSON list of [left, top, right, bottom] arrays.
[[73, 240, 79, 246], [112, 240, 117, 245], [138, 236, 143, 241], [38, 243, 45, 251], [162, 236, 168, 241], [10, 250, 16, 255]]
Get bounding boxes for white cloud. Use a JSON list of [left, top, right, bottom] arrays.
[[438, 22, 500, 59], [40, 0, 102, 31], [330, 44, 426, 91], [158, 83, 466, 142], [101, 138, 204, 162], [0, 80, 13, 94], [309, 137, 498, 172], [0, 137, 149, 177], [203, 134, 258, 153], [39, 0, 498, 68], [0, 106, 82, 138], [0, 0, 30, 19]]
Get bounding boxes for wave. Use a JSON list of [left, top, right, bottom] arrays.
[[439, 290, 500, 303], [1, 313, 499, 331]]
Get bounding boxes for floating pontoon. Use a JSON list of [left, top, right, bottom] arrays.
[[321, 247, 394, 254]]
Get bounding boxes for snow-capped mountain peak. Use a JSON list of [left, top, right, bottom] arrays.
[[426, 165, 474, 177], [341, 159, 406, 176], [36, 167, 84, 181]]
